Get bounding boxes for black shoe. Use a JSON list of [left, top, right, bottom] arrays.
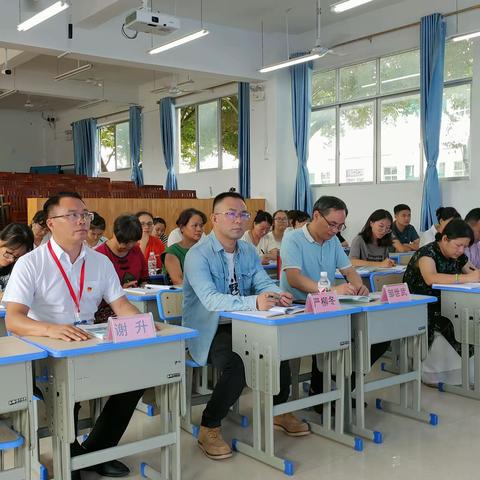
[[70, 440, 86, 457], [85, 459, 130, 477], [71, 472, 81, 480]]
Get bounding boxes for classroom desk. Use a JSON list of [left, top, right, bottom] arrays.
[[389, 252, 414, 265], [0, 336, 47, 480], [335, 267, 406, 291], [125, 287, 182, 321], [346, 295, 438, 443], [22, 324, 197, 480], [433, 285, 480, 400], [225, 306, 363, 475]]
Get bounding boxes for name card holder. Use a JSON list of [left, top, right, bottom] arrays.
[[380, 283, 411, 304], [106, 313, 156, 343], [305, 291, 340, 313]]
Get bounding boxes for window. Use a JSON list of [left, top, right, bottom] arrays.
[[339, 102, 374, 183], [99, 121, 130, 173], [438, 83, 470, 178], [308, 108, 336, 185], [380, 94, 420, 181], [383, 166, 397, 181], [310, 40, 472, 185], [178, 95, 239, 173]]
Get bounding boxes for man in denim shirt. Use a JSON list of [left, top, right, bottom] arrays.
[[183, 192, 310, 461]]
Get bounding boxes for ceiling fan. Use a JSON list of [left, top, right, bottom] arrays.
[[151, 76, 196, 95], [310, 0, 344, 59], [72, 77, 104, 87], [24, 95, 49, 111]]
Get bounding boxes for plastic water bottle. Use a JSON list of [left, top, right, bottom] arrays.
[[318, 271, 331, 292], [148, 252, 157, 276]]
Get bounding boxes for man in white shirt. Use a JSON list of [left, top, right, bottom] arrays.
[[4, 192, 141, 479]]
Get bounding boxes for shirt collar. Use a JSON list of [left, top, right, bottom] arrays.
[[49, 237, 87, 265], [302, 223, 317, 244], [209, 231, 239, 254]]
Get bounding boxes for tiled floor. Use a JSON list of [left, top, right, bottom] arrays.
[[35, 365, 480, 480]]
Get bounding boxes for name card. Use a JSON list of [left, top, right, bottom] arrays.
[[305, 292, 340, 313], [106, 313, 156, 343], [380, 283, 411, 304]]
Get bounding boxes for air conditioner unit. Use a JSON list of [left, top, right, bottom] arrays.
[[124, 7, 180, 35]]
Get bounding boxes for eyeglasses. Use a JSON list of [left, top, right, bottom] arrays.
[[376, 224, 392, 234], [3, 250, 22, 262], [140, 221, 154, 227], [318, 211, 346, 232], [274, 217, 289, 222], [49, 212, 94, 223], [215, 211, 251, 221]]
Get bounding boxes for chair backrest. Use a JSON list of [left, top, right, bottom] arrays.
[[155, 290, 183, 324], [370, 272, 405, 292]]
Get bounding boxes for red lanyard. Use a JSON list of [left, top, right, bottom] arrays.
[[47, 241, 85, 314]]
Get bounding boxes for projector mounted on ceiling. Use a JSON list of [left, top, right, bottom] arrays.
[[124, 7, 180, 35]]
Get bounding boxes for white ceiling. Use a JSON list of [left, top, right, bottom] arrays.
[[140, 0, 407, 34], [0, 92, 84, 111]]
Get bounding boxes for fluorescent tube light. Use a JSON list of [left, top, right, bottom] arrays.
[[259, 53, 321, 74], [54, 64, 92, 81], [452, 31, 480, 42], [0, 89, 18, 100], [148, 29, 209, 54], [17, 1, 69, 32], [77, 99, 107, 110], [331, 0, 374, 14]]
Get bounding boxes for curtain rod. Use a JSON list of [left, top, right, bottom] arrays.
[[93, 107, 132, 120], [330, 4, 480, 49]]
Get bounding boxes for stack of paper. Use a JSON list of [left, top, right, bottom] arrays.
[[433, 283, 480, 290]]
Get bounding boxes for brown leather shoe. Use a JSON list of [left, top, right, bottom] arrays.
[[274, 413, 311, 437], [197, 426, 233, 460]]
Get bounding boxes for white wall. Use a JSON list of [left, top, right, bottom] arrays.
[[0, 109, 52, 171]]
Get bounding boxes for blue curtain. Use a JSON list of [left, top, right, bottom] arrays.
[[72, 118, 98, 177], [420, 13, 446, 231], [159, 97, 178, 191], [238, 82, 251, 198], [290, 56, 313, 214], [129, 106, 144, 186]]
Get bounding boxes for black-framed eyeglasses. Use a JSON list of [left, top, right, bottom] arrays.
[[318, 211, 347, 232], [215, 211, 251, 221], [49, 212, 94, 223]]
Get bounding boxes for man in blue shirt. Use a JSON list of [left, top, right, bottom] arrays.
[[280, 196, 372, 406], [183, 192, 310, 461], [391, 204, 420, 252]]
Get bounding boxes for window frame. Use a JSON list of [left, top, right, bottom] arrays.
[[177, 94, 239, 174], [310, 45, 472, 186], [98, 119, 131, 173]]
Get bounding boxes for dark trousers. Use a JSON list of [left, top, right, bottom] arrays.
[[310, 341, 390, 393], [73, 389, 145, 451], [201, 324, 291, 428]]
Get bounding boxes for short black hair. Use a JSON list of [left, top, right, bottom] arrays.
[[31, 210, 46, 227], [313, 196, 348, 217], [0, 223, 34, 252], [465, 208, 480, 225], [176, 208, 207, 228], [253, 210, 273, 225], [292, 211, 310, 228], [435, 219, 474, 246], [436, 207, 460, 222], [90, 212, 106, 231], [153, 217, 166, 227], [135, 211, 154, 220], [394, 204, 411, 215], [212, 191, 245, 212], [359, 209, 393, 247], [113, 215, 142, 244], [43, 191, 84, 217]]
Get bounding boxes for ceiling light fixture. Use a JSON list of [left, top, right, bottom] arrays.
[[148, 29, 209, 54], [452, 31, 480, 42], [77, 98, 107, 109], [17, 1, 69, 32], [0, 89, 18, 100], [149, 0, 208, 54], [54, 63, 92, 81], [330, 0, 374, 14], [259, 53, 321, 73]]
